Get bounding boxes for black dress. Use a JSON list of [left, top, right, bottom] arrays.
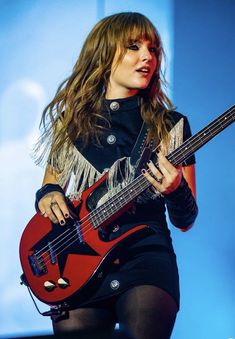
[[73, 95, 195, 310]]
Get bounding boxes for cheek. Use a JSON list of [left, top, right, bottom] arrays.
[[122, 53, 138, 67], [114, 59, 133, 79], [153, 57, 158, 70], [111, 64, 125, 81], [150, 60, 158, 78]]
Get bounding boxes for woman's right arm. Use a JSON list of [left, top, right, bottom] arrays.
[[36, 165, 70, 225]]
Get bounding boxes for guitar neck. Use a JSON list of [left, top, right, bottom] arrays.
[[168, 105, 235, 166], [91, 105, 235, 228]]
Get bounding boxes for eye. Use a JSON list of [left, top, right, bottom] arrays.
[[149, 46, 157, 54], [126, 43, 140, 51]]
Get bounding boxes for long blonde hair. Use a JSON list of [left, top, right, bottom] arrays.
[[35, 12, 174, 165]]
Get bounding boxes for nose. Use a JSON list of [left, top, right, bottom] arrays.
[[140, 47, 152, 61]]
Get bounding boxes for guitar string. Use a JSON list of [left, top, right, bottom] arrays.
[[34, 109, 235, 266], [171, 106, 235, 161], [34, 172, 150, 266], [34, 109, 235, 267]]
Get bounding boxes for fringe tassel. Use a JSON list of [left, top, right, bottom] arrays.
[[96, 157, 135, 207], [48, 118, 184, 204], [49, 142, 102, 198], [165, 117, 184, 155]]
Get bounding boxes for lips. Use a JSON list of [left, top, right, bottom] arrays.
[[136, 66, 151, 74]]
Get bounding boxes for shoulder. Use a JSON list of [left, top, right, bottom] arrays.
[[167, 110, 189, 125], [167, 110, 196, 165], [167, 110, 193, 135]]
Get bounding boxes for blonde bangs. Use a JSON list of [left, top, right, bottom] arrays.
[[121, 18, 159, 46], [109, 13, 161, 47]]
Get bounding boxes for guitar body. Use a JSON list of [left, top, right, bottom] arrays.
[[19, 173, 150, 306]]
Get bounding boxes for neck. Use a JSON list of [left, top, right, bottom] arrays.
[[105, 86, 139, 100]]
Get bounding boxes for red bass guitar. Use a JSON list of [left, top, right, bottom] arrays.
[[19, 105, 235, 308]]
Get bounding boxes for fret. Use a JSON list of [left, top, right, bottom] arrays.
[[90, 105, 235, 229], [91, 176, 150, 229]]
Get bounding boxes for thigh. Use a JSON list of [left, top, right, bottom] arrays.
[[52, 305, 116, 338], [116, 285, 178, 339]]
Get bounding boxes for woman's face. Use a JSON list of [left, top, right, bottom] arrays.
[[106, 39, 158, 99]]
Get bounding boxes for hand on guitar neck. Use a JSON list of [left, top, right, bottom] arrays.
[[141, 150, 183, 195]]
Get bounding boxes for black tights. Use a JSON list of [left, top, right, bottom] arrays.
[[52, 285, 178, 339]]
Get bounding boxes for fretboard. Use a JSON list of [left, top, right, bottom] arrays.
[[91, 105, 235, 229], [168, 105, 235, 166]]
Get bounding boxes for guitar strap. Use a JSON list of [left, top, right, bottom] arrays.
[[130, 122, 155, 177]]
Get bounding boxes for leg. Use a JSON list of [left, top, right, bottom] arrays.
[[116, 285, 178, 339], [52, 305, 116, 338]]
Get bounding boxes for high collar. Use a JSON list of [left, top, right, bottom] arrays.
[[103, 95, 140, 113]]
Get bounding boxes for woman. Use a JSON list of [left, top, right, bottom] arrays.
[[34, 12, 198, 339]]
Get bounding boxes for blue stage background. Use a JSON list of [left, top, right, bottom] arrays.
[[0, 0, 234, 338]]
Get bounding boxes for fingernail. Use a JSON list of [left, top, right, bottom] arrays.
[[147, 160, 152, 164], [65, 213, 69, 218], [141, 169, 146, 174], [60, 220, 65, 225]]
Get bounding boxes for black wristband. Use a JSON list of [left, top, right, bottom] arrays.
[[163, 176, 189, 201], [35, 183, 65, 212], [164, 176, 198, 229]]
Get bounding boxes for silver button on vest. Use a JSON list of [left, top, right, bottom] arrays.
[[110, 101, 120, 111], [107, 134, 116, 144], [110, 279, 120, 290]]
